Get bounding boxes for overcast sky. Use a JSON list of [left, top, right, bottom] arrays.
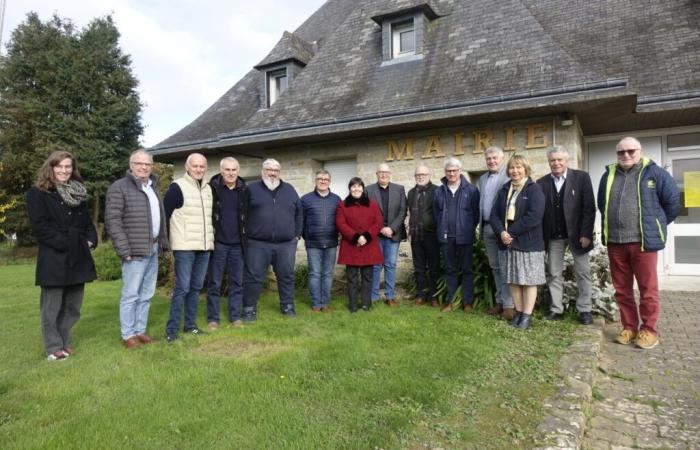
[[1, 0, 327, 147]]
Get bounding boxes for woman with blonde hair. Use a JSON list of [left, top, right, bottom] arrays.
[[489, 154, 546, 329], [26, 150, 97, 360]]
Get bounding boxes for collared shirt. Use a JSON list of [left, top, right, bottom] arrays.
[[142, 178, 161, 239], [550, 170, 568, 193]]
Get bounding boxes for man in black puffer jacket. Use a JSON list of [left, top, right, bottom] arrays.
[[106, 149, 169, 348]]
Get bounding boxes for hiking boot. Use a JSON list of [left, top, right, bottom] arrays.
[[615, 329, 637, 345], [635, 330, 659, 349], [501, 308, 515, 321], [487, 304, 503, 316]]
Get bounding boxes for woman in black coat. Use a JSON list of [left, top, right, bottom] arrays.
[[26, 150, 97, 360]]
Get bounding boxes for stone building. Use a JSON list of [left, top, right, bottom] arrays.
[[151, 0, 700, 277]]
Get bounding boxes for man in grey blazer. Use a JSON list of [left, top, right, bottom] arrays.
[[477, 146, 514, 320], [366, 163, 407, 306]]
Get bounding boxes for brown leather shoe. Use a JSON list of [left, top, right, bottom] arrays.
[[123, 336, 142, 349], [414, 298, 427, 306], [312, 307, 322, 313], [487, 304, 503, 316], [385, 299, 399, 307], [137, 333, 155, 344], [462, 304, 473, 313], [430, 298, 439, 307], [441, 304, 453, 313], [501, 308, 515, 321], [229, 320, 244, 328], [322, 306, 332, 313]]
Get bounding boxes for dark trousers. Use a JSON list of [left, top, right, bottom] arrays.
[[346, 265, 373, 311], [410, 232, 441, 299], [441, 238, 474, 305], [243, 239, 296, 311], [167, 250, 211, 335], [206, 242, 244, 323], [40, 284, 84, 354]]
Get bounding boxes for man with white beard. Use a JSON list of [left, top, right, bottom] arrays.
[[241, 158, 303, 321]]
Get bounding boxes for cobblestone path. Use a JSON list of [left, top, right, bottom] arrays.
[[583, 291, 700, 449]]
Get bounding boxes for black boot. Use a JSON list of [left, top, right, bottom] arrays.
[[516, 313, 532, 330], [508, 311, 522, 327]]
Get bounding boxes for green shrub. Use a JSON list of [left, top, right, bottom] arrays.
[[93, 240, 174, 285], [404, 238, 495, 309], [295, 263, 309, 290], [92, 242, 122, 281]]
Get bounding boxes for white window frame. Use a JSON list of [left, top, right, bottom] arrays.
[[267, 68, 288, 107], [391, 20, 415, 59]]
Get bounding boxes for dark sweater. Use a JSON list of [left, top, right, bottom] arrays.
[[245, 180, 302, 242]]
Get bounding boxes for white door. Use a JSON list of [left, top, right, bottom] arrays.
[[666, 156, 700, 275], [323, 159, 357, 200]]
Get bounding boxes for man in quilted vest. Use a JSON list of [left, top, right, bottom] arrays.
[[106, 149, 169, 348], [163, 153, 215, 342]]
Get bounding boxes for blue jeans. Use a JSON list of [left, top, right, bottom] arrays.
[[166, 250, 210, 335], [243, 239, 297, 312], [372, 238, 399, 301], [206, 242, 244, 323], [482, 226, 513, 308], [119, 243, 159, 339], [307, 247, 337, 308], [441, 238, 474, 305]]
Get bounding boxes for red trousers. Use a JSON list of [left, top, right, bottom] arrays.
[[607, 243, 660, 335]]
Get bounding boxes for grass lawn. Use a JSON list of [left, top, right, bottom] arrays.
[[0, 264, 577, 449]]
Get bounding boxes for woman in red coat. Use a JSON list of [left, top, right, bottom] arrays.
[[336, 177, 383, 312]]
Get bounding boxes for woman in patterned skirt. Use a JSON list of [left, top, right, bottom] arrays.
[[489, 154, 546, 329]]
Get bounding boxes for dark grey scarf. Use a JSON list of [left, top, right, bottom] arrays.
[[56, 180, 89, 207]]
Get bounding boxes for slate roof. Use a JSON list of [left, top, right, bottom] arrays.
[[153, 0, 700, 157], [254, 31, 315, 69]]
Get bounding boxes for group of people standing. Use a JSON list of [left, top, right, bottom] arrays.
[[26, 135, 679, 360]]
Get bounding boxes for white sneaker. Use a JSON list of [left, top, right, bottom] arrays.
[[47, 350, 68, 361]]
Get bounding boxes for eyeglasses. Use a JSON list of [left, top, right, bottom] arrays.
[[616, 149, 639, 157], [316, 178, 330, 182], [445, 169, 460, 173]]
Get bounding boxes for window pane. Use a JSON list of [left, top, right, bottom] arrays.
[[674, 236, 700, 264], [276, 74, 288, 95], [672, 157, 700, 224], [400, 30, 415, 53], [668, 132, 700, 150]]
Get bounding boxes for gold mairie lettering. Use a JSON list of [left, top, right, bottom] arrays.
[[504, 127, 516, 151], [386, 139, 414, 161], [473, 130, 494, 154], [453, 133, 466, 156], [422, 136, 445, 159], [526, 124, 548, 149]]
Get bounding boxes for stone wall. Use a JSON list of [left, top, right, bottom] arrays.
[[167, 114, 583, 285]]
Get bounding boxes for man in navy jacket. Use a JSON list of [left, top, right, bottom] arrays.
[[206, 157, 247, 329], [434, 157, 480, 312], [242, 159, 303, 320], [598, 137, 680, 349], [301, 170, 341, 312]]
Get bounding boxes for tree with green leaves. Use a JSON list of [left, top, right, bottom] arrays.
[[0, 12, 143, 244]]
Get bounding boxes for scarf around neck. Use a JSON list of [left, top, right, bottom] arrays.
[[55, 180, 88, 207]]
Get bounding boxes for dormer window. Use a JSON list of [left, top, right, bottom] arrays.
[[267, 68, 288, 107], [372, 3, 438, 66], [392, 20, 415, 58]]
